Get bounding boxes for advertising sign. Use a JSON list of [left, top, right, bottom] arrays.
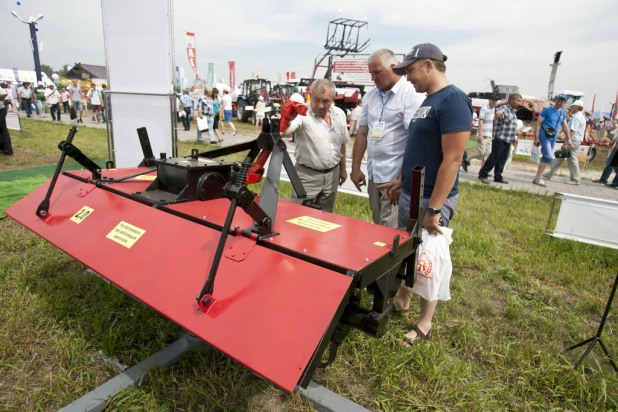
[[331, 58, 372, 86]]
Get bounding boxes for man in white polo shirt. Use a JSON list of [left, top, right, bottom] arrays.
[[284, 79, 350, 213], [350, 49, 425, 227], [468, 95, 497, 167]]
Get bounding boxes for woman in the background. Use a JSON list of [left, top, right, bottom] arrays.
[[212, 88, 223, 143]]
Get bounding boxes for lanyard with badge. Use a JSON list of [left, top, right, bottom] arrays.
[[371, 91, 392, 140]]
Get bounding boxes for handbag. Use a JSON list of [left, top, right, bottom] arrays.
[[543, 110, 563, 138], [554, 148, 571, 158]]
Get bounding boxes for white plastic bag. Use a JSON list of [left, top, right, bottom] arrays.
[[197, 116, 210, 132], [411, 227, 453, 302], [530, 145, 541, 164]]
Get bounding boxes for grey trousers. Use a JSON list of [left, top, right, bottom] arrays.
[[546, 141, 581, 183], [368, 179, 398, 228], [293, 163, 340, 213]]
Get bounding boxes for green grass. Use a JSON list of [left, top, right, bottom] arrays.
[[1, 121, 618, 411], [0, 118, 258, 171]]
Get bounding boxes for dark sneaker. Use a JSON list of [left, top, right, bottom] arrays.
[[478, 176, 490, 184], [462, 161, 469, 172], [592, 179, 607, 184], [494, 180, 509, 184]]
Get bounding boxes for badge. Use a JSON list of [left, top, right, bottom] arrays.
[[371, 121, 385, 140]]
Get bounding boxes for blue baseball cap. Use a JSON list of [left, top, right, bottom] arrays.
[[556, 93, 567, 100], [393, 43, 447, 75]]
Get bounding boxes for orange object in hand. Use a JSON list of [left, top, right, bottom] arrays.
[[280, 100, 308, 133]]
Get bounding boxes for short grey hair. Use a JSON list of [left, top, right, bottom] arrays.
[[368, 49, 398, 67], [311, 78, 336, 97]]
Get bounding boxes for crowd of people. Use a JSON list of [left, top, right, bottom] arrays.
[[0, 79, 108, 125], [177, 87, 237, 144]]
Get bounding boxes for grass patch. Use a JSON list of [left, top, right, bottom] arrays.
[[1, 122, 618, 410]]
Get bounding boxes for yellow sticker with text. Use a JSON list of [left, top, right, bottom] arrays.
[[106, 221, 146, 249], [373, 241, 387, 247], [286, 216, 341, 233], [70, 206, 94, 224], [135, 175, 156, 181]]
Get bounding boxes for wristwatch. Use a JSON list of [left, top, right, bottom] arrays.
[[427, 206, 441, 216]]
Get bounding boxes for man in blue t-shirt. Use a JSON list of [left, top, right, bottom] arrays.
[[532, 94, 571, 187], [380, 43, 472, 347]]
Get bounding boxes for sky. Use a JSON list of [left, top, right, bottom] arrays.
[[1, 0, 617, 110]]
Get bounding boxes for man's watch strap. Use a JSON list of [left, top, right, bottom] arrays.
[[427, 206, 442, 215]]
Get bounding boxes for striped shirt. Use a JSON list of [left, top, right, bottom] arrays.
[[198, 97, 214, 116], [180, 94, 192, 108], [492, 105, 518, 144], [478, 104, 495, 137]]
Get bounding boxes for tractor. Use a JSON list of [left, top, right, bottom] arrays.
[[234, 79, 272, 123]]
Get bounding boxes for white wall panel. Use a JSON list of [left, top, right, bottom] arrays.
[[101, 0, 175, 167]]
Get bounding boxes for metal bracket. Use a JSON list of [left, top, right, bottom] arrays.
[[224, 236, 256, 262], [76, 185, 96, 198], [389, 234, 400, 257]]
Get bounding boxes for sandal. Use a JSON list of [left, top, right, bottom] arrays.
[[398, 325, 432, 349]]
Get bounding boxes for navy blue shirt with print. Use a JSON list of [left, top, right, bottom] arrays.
[[401, 85, 473, 199], [539, 106, 567, 140]]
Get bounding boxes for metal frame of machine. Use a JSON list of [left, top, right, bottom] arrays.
[[9, 121, 426, 411]]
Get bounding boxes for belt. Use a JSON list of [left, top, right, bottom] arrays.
[[299, 163, 339, 173]]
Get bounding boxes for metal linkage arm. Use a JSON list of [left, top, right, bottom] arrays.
[[59, 140, 102, 180], [196, 157, 252, 311], [36, 127, 79, 218]]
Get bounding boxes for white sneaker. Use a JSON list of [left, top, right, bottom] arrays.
[[533, 178, 546, 187]]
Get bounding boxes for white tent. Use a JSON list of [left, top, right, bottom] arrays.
[[0, 68, 53, 85]]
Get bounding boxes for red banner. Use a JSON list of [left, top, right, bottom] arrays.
[[186, 32, 199, 79], [286, 72, 290, 81], [228, 61, 236, 90], [291, 72, 296, 80]]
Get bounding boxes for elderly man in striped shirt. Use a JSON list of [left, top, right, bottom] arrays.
[[350, 49, 425, 227], [478, 94, 523, 184]]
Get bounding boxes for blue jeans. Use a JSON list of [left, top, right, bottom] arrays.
[[539, 136, 556, 163], [398, 191, 459, 230], [600, 145, 618, 187], [197, 116, 215, 142], [181, 107, 191, 130]]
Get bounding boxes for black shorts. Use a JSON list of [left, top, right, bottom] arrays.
[[213, 114, 219, 130]]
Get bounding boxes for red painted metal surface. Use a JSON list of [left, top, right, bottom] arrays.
[[6, 175, 352, 392], [65, 168, 413, 272], [170, 198, 411, 272]]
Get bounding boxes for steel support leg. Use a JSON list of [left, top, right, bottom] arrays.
[[296, 381, 370, 412], [59, 333, 202, 412]]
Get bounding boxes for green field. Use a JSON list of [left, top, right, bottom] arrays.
[[1, 120, 617, 411]]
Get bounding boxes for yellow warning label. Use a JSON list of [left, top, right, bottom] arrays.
[[286, 216, 341, 233], [373, 241, 387, 247], [106, 221, 146, 249], [135, 175, 156, 181], [70, 206, 94, 224]]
